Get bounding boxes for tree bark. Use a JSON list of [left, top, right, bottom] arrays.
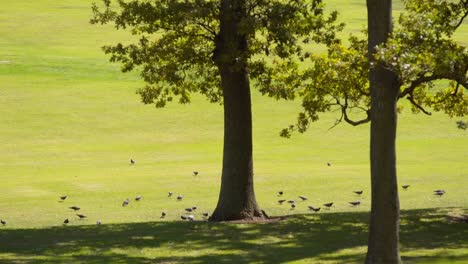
[[366, 0, 402, 263], [209, 0, 264, 221]]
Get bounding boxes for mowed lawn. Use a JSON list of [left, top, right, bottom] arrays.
[[0, 0, 467, 263]]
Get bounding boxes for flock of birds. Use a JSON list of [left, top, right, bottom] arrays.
[[0, 159, 449, 227]]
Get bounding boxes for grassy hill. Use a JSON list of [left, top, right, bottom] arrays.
[[0, 0, 466, 263]]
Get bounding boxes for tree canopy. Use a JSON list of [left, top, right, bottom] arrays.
[[90, 0, 343, 108], [278, 0, 467, 137]]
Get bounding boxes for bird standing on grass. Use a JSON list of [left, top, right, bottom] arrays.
[[278, 191, 284, 196], [308, 206, 321, 212], [323, 202, 334, 208], [202, 212, 209, 218], [161, 212, 166, 218], [63, 219, 69, 225], [130, 158, 135, 165], [349, 201, 361, 206], [291, 203, 296, 209], [177, 195, 184, 201], [185, 208, 193, 213], [122, 198, 130, 206], [193, 171, 198, 176], [76, 214, 87, 219], [434, 190, 446, 197], [60, 195, 67, 201], [69, 206, 80, 211], [353, 191, 363, 195], [278, 199, 286, 204], [168, 192, 173, 197], [96, 220, 102, 225], [135, 195, 142, 201], [402, 185, 410, 190], [299, 196, 308, 201]]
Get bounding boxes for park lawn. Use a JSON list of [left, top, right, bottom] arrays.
[[0, 0, 467, 263]]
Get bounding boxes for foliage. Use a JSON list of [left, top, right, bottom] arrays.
[[280, 0, 468, 137], [90, 0, 344, 108]]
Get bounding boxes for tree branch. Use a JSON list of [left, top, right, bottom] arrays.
[[407, 96, 432, 115], [399, 74, 444, 98]]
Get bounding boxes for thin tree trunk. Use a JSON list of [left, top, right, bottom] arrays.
[[366, 0, 402, 263], [209, 0, 264, 221]]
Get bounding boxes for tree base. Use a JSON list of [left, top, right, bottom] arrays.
[[208, 209, 267, 222]]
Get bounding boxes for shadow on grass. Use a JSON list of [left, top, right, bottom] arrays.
[[0, 208, 466, 263]]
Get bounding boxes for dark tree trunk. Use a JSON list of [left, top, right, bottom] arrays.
[[366, 0, 402, 263], [209, 0, 264, 221]]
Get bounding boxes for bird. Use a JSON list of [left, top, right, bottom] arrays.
[[327, 162, 332, 166], [278, 191, 284, 196], [193, 171, 198, 176], [349, 201, 361, 206], [76, 214, 87, 219], [130, 158, 135, 165], [191, 206, 197, 211], [69, 206, 80, 211], [60, 195, 67, 201], [291, 203, 296, 209], [299, 196, 308, 201], [308, 206, 321, 212], [63, 219, 69, 224], [177, 194, 184, 201], [135, 195, 142, 201], [185, 208, 193, 213], [353, 190, 363, 195], [278, 199, 286, 204], [168, 192, 173, 197], [161, 211, 166, 218], [122, 198, 130, 206], [402, 185, 410, 190], [1, 220, 7, 226], [434, 190, 446, 196], [202, 212, 209, 218], [287, 200, 295, 204], [323, 202, 334, 208], [188, 215, 194, 221], [181, 215, 187, 220], [96, 220, 102, 225]]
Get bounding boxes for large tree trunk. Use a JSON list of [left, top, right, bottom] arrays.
[[209, 0, 264, 221], [366, 0, 402, 263]]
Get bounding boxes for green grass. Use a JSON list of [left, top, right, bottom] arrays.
[[0, 0, 467, 263]]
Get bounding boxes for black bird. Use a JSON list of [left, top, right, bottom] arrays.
[[291, 203, 296, 209], [181, 215, 187, 220], [76, 214, 87, 219], [287, 200, 295, 204], [327, 162, 332, 166], [135, 195, 142, 201], [434, 190, 446, 196], [122, 198, 130, 206], [349, 201, 361, 206], [299, 196, 308, 201], [278, 191, 284, 196], [168, 192, 173, 197], [130, 158, 135, 165], [60, 195, 67, 201], [193, 171, 198, 176], [278, 199, 286, 204], [69, 206, 80, 211], [1, 220, 7, 225], [353, 190, 363, 195], [177, 194, 184, 201], [185, 208, 193, 213], [308, 206, 321, 212], [323, 202, 334, 208], [161, 212, 166, 218], [63, 219, 69, 224], [202, 212, 209, 217], [402, 185, 410, 190], [192, 206, 197, 211]]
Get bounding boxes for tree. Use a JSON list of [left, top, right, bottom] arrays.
[[273, 0, 467, 262], [90, 0, 342, 221]]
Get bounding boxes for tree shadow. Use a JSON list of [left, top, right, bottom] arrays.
[[0, 208, 466, 263]]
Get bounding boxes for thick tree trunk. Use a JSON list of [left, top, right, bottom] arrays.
[[209, 0, 264, 221], [366, 0, 402, 263]]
